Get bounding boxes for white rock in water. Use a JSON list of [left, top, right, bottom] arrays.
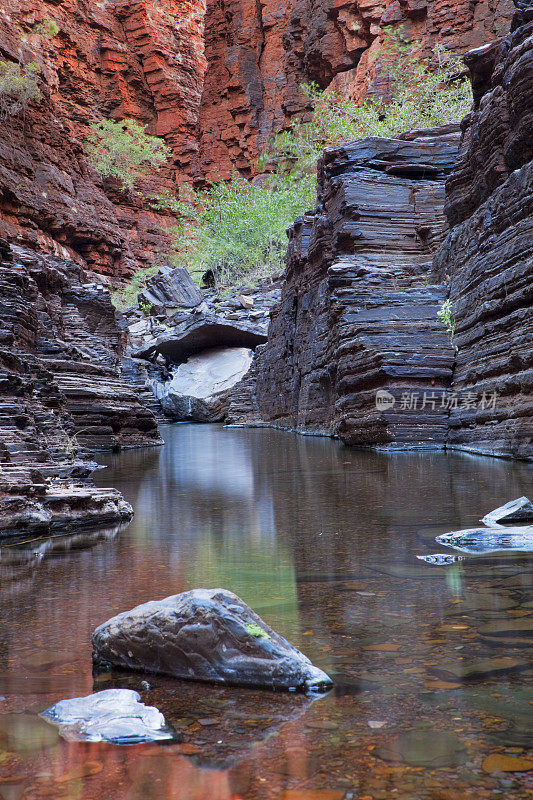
[[481, 496, 533, 527], [153, 346, 253, 422], [416, 553, 466, 565], [436, 526, 533, 554], [41, 689, 171, 744]]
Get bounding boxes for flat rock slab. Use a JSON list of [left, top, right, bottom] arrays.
[[436, 526, 533, 554], [482, 497, 533, 527], [153, 347, 253, 422], [92, 588, 333, 692], [41, 689, 171, 744], [134, 316, 268, 365]]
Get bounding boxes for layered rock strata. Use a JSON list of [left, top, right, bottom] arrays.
[[431, 10, 533, 460], [0, 241, 161, 537], [0, 0, 206, 276], [228, 129, 460, 448]]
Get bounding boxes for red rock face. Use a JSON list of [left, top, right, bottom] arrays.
[[0, 0, 516, 276], [193, 0, 515, 180], [0, 0, 206, 277]]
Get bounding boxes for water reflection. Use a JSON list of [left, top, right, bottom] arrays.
[[0, 424, 531, 798]]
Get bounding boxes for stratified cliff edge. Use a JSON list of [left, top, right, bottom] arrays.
[[0, 240, 162, 537], [228, 5, 532, 460], [432, 5, 533, 459]]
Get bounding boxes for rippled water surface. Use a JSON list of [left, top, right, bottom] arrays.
[[1, 424, 532, 799]]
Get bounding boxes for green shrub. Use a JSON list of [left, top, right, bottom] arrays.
[[263, 29, 472, 175], [31, 18, 60, 37], [110, 264, 162, 311], [87, 118, 172, 191], [0, 59, 41, 119], [150, 172, 317, 285]]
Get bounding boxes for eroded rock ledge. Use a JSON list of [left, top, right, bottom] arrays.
[[0, 241, 162, 537]]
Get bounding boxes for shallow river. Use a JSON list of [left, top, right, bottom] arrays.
[[1, 424, 532, 799]]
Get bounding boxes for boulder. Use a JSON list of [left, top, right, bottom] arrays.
[[92, 588, 333, 692], [134, 314, 268, 365], [436, 526, 533, 554], [152, 347, 254, 422], [481, 497, 533, 527], [138, 265, 204, 315], [41, 689, 171, 744]]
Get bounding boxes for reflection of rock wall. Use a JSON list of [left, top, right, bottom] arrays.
[[431, 9, 533, 459]]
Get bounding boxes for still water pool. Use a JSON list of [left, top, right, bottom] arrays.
[[0, 424, 531, 799]]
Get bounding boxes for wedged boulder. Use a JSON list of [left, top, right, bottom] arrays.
[[41, 689, 171, 744], [436, 526, 533, 554], [481, 497, 533, 527], [138, 265, 204, 315], [151, 347, 253, 422], [134, 314, 268, 365], [92, 588, 333, 692]]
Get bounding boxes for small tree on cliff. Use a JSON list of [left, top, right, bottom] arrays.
[[87, 119, 172, 191], [0, 59, 41, 120]]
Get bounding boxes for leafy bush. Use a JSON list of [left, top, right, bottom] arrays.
[[437, 299, 456, 342], [87, 118, 172, 191], [110, 264, 162, 311], [31, 18, 60, 37], [0, 59, 41, 119], [263, 29, 472, 175], [150, 172, 316, 285]]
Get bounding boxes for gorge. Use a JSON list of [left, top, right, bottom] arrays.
[[0, 0, 532, 797]]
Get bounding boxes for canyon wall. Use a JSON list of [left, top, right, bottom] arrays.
[[228, 6, 533, 460], [0, 0, 516, 276], [0, 239, 162, 536], [431, 5, 533, 459], [0, 0, 206, 277], [193, 0, 515, 180], [227, 128, 460, 447]]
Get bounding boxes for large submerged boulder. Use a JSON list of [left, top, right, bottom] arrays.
[[151, 347, 254, 422], [41, 689, 171, 744], [92, 588, 332, 692]]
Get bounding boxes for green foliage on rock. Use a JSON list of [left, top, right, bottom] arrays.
[[31, 18, 60, 37], [437, 299, 456, 342], [0, 59, 41, 119], [150, 172, 316, 285], [87, 118, 172, 191], [262, 30, 472, 175]]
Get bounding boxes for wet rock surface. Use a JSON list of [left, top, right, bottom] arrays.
[[92, 588, 333, 692], [0, 241, 161, 537], [41, 689, 171, 744], [436, 526, 533, 554], [152, 347, 254, 422], [482, 496, 533, 527]]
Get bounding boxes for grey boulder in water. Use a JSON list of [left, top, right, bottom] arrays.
[[92, 588, 332, 693], [436, 526, 533, 554], [481, 496, 533, 527], [41, 689, 171, 744]]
